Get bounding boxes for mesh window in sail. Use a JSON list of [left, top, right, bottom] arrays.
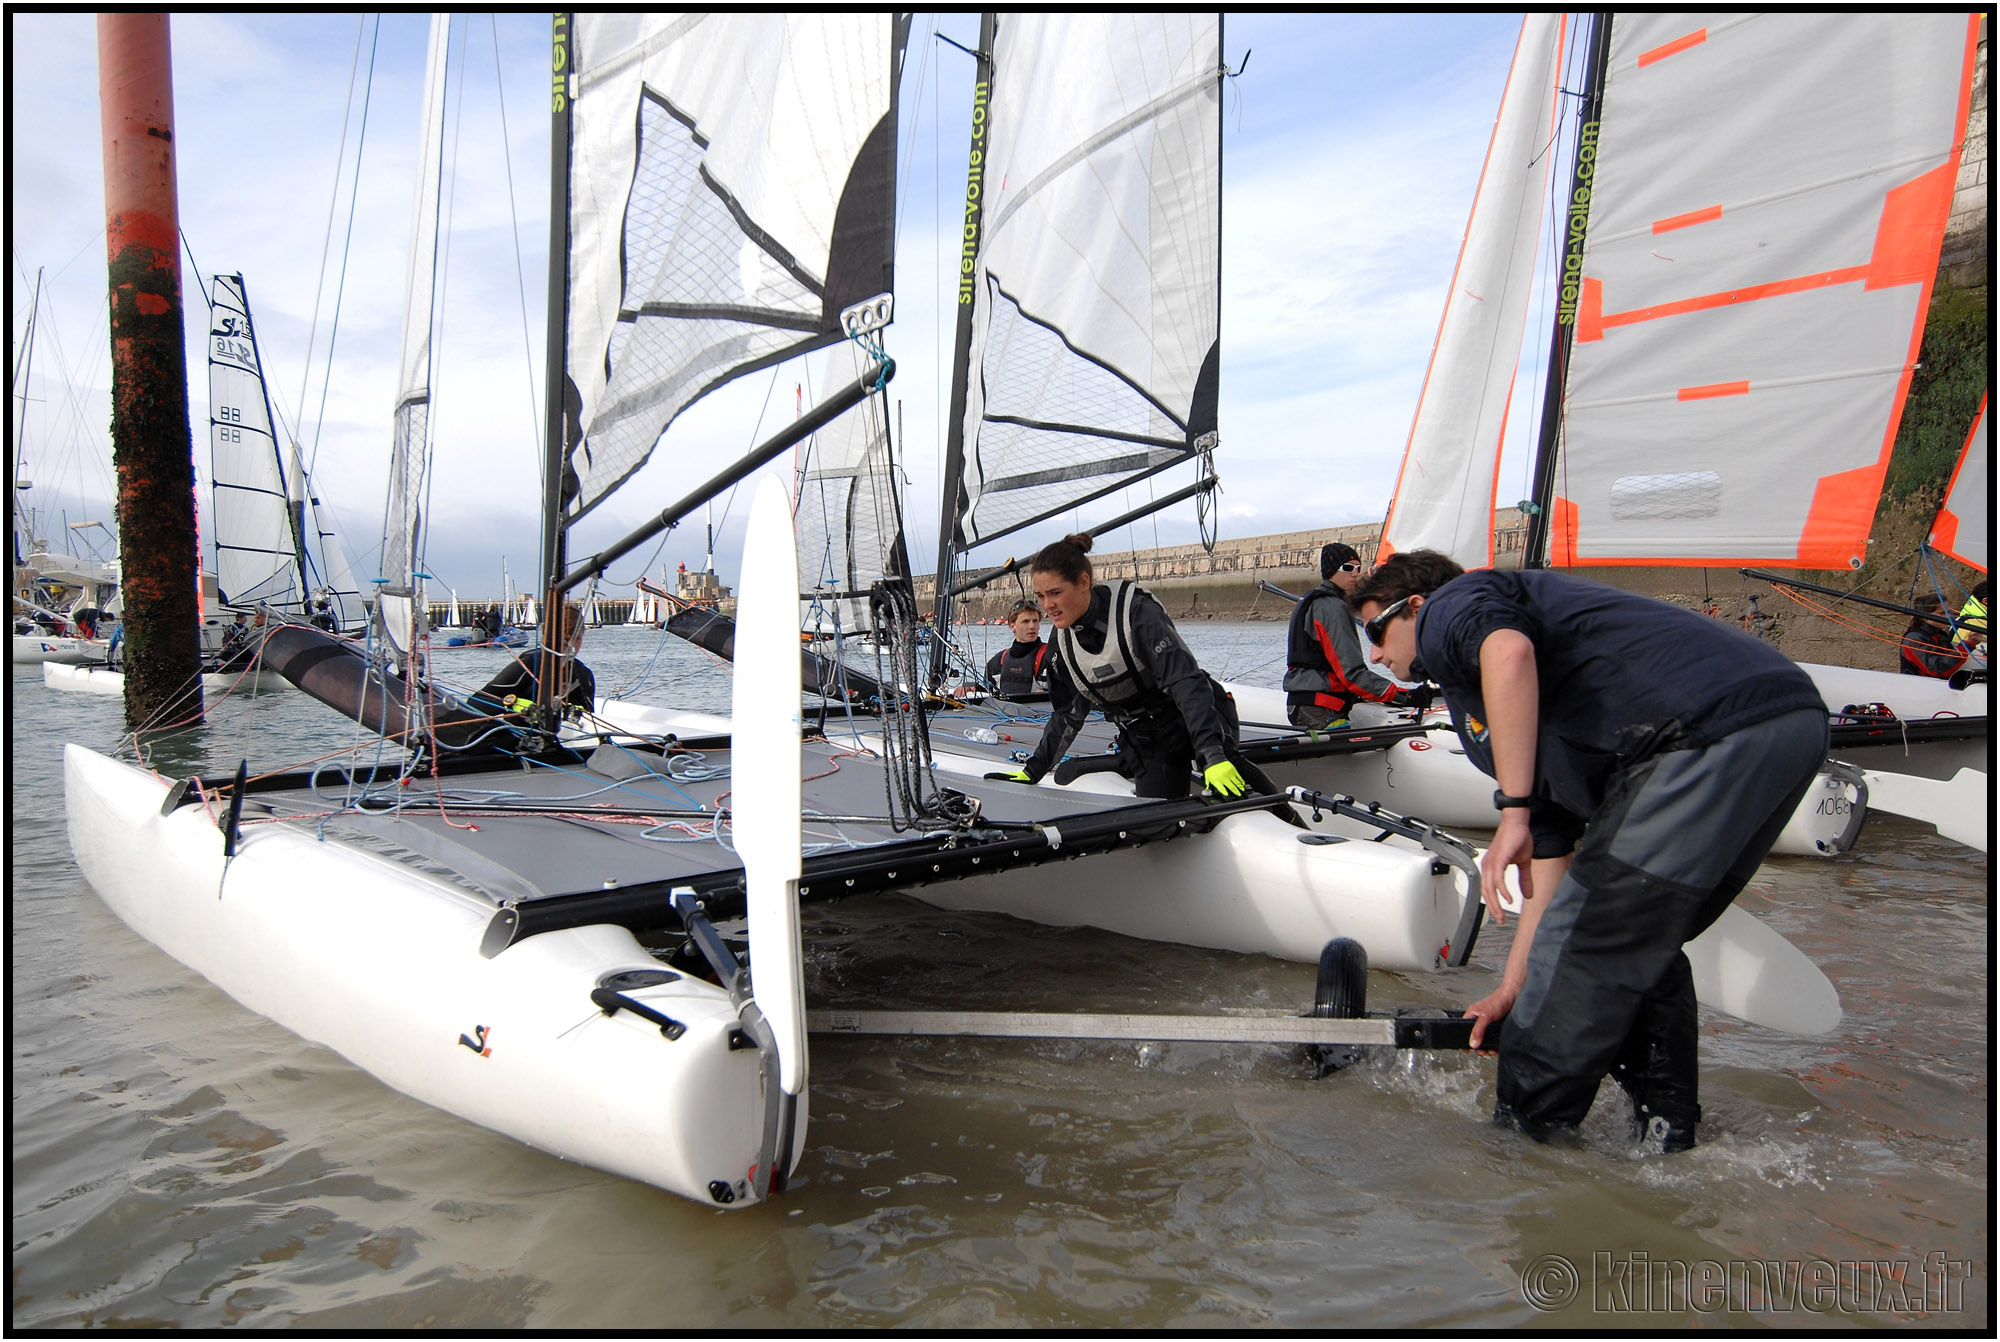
[[1608, 470, 1723, 522], [578, 91, 824, 516], [968, 285, 1187, 542]]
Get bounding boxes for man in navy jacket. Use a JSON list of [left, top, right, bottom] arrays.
[[1353, 550, 1827, 1151]]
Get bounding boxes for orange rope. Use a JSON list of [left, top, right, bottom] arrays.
[[1766, 586, 1910, 648]]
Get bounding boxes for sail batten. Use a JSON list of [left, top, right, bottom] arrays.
[[1546, 12, 1980, 569], [950, 14, 1224, 555]]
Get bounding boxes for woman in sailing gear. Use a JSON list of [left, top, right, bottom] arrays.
[[984, 598, 1051, 699], [1284, 541, 1418, 731], [1898, 594, 1968, 678], [1355, 550, 1828, 1153], [1015, 533, 1278, 801]]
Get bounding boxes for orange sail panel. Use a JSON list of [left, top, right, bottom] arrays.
[[1550, 13, 1980, 568], [1380, 13, 1564, 569], [1930, 398, 1988, 573]]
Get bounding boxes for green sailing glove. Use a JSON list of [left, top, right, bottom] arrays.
[[1202, 760, 1248, 798], [983, 768, 1034, 783]]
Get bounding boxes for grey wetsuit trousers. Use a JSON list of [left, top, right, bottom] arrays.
[[1493, 707, 1830, 1142]]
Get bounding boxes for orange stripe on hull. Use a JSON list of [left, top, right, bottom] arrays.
[[1678, 380, 1750, 401], [1653, 204, 1722, 234], [1637, 29, 1706, 68]]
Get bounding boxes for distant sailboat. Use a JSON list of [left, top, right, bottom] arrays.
[[209, 272, 367, 631]]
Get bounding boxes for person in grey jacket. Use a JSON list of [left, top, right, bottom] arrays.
[[1283, 541, 1419, 731]]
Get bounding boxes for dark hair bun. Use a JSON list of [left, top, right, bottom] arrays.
[[1063, 532, 1094, 554]]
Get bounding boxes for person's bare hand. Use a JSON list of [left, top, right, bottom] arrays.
[[1480, 811, 1533, 923]]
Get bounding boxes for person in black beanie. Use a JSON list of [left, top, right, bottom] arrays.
[[1282, 541, 1418, 732]]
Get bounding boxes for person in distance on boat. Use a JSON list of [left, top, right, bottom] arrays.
[[309, 595, 338, 632], [1353, 550, 1828, 1153], [1283, 541, 1421, 733], [469, 602, 596, 719], [996, 533, 1279, 802], [984, 597, 1051, 700], [1897, 594, 1967, 679]]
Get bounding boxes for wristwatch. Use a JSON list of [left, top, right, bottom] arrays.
[[1492, 790, 1534, 810]]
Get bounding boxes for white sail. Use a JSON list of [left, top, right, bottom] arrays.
[[796, 340, 900, 635], [378, 13, 451, 653], [1546, 13, 1979, 569], [562, 14, 899, 523], [1380, 15, 1565, 570], [291, 436, 368, 631], [1930, 397, 1988, 573], [952, 14, 1223, 550], [208, 274, 306, 612]]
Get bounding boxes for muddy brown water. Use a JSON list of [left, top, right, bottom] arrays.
[[10, 625, 1988, 1327]]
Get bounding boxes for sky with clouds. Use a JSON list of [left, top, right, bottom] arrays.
[[11, 12, 1549, 604]]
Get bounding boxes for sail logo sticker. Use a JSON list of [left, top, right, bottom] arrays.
[[458, 1025, 494, 1057], [958, 81, 990, 303], [1556, 120, 1600, 327]]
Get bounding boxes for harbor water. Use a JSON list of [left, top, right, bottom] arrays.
[[10, 623, 1989, 1328]]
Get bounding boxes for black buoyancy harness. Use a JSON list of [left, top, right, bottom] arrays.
[[993, 641, 1049, 697], [1054, 580, 1160, 711]]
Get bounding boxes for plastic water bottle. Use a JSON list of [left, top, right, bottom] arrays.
[[965, 727, 1000, 744]]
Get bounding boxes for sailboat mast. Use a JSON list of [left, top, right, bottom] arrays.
[[1521, 10, 1612, 569], [537, 12, 576, 711], [928, 12, 998, 686], [12, 267, 41, 569]]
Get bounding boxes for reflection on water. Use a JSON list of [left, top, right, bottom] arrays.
[[9, 626, 1989, 1328]]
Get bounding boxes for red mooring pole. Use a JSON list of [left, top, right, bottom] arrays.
[[99, 13, 203, 726]]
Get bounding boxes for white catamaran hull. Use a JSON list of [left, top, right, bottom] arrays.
[[921, 737, 1838, 1033], [43, 661, 298, 697], [64, 743, 781, 1207], [14, 634, 110, 665]]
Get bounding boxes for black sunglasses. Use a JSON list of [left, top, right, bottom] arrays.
[[1363, 594, 1415, 646]]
